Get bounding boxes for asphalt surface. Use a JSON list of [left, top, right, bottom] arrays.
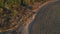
[[29, 1, 60, 34]]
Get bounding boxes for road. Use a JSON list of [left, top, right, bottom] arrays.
[[29, 0, 60, 34]]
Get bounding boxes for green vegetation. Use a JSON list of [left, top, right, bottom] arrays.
[[0, 0, 36, 15], [0, 0, 4, 7], [0, 0, 36, 7], [0, 0, 46, 32]]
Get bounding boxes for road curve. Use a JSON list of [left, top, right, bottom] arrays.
[[28, 0, 60, 34]]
